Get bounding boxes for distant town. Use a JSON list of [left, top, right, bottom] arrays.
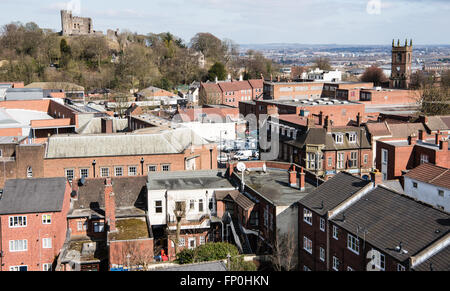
[[0, 5, 448, 273]]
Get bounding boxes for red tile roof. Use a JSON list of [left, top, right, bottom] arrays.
[[404, 163, 450, 189], [175, 107, 239, 122], [248, 79, 263, 89], [218, 80, 252, 92]]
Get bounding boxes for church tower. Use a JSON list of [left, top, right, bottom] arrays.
[[390, 39, 413, 89]]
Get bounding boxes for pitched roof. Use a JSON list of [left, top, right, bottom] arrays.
[[387, 123, 426, 138], [218, 80, 252, 92], [248, 79, 263, 89], [0, 178, 67, 215], [215, 189, 255, 210], [404, 163, 450, 189], [366, 122, 391, 137], [71, 176, 148, 216], [200, 82, 222, 93], [413, 245, 450, 271], [331, 186, 450, 262], [45, 128, 208, 158], [425, 116, 450, 131], [175, 107, 239, 123], [300, 172, 371, 216]]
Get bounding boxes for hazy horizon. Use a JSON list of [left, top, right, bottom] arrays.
[[0, 0, 449, 45]]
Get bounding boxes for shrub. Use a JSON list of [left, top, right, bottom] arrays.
[[176, 242, 239, 264], [229, 256, 257, 271], [176, 248, 194, 264]]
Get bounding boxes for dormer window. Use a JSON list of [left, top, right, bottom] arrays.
[[335, 134, 344, 144], [348, 133, 357, 143]]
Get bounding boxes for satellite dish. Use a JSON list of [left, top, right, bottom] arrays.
[[237, 162, 246, 172]]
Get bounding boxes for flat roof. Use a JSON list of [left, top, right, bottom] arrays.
[[147, 170, 233, 191], [242, 168, 317, 206], [259, 97, 361, 107]]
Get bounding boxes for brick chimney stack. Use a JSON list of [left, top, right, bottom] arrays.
[[227, 163, 234, 177], [440, 138, 448, 151], [418, 130, 425, 141], [299, 167, 306, 191], [356, 112, 362, 127], [104, 178, 116, 232], [289, 166, 297, 188], [324, 116, 331, 132], [409, 134, 418, 145], [435, 131, 442, 145], [318, 111, 324, 126], [371, 169, 383, 185]]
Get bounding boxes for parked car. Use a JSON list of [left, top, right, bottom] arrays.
[[234, 150, 253, 161], [217, 153, 229, 163]]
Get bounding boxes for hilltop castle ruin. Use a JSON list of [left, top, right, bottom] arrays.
[[60, 10, 103, 36]]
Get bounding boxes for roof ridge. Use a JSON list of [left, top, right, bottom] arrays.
[[428, 168, 450, 184]]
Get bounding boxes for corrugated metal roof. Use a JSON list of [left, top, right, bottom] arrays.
[[45, 128, 209, 158]]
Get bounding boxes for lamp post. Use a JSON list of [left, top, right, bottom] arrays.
[[92, 160, 96, 178], [140, 157, 144, 175]]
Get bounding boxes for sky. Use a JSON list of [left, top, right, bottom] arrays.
[[0, 0, 449, 45]]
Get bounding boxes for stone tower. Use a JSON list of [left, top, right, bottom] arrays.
[[60, 10, 94, 36], [61, 10, 72, 36], [390, 39, 413, 89]]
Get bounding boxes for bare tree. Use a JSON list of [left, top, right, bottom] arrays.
[[116, 241, 154, 271], [271, 229, 297, 271]]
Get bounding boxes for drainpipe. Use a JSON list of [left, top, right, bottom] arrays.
[[326, 214, 330, 271], [209, 148, 213, 169], [0, 216, 3, 271]]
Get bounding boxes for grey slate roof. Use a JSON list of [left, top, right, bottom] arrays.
[[0, 178, 67, 215], [147, 170, 233, 191], [156, 261, 228, 271], [300, 172, 371, 216], [45, 128, 209, 159], [70, 176, 148, 217], [331, 186, 450, 262], [413, 245, 450, 271]]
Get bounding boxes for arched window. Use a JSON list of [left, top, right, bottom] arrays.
[[27, 167, 33, 178]]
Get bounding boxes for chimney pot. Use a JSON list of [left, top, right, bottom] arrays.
[[440, 139, 448, 151], [289, 166, 297, 187], [371, 169, 383, 185], [299, 167, 306, 191], [104, 178, 116, 232]]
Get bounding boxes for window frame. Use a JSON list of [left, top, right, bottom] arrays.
[[320, 218, 325, 232], [303, 208, 313, 225], [347, 234, 360, 255], [100, 167, 110, 177], [332, 225, 339, 240], [9, 239, 28, 252], [303, 236, 313, 254], [9, 216, 27, 228], [114, 166, 124, 177], [80, 168, 89, 179], [162, 164, 171, 172], [332, 256, 339, 271], [128, 166, 137, 176], [65, 168, 74, 181], [148, 165, 157, 172], [320, 247, 325, 262], [42, 237, 52, 249], [154, 200, 163, 214], [42, 214, 52, 225]]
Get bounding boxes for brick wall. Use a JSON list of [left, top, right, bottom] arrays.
[[0, 181, 71, 271]]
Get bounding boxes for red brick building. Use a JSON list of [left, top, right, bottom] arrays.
[[298, 172, 450, 271], [0, 128, 217, 188], [199, 79, 264, 107], [376, 131, 449, 180], [0, 177, 71, 271]]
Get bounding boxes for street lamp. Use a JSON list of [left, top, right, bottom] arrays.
[[140, 157, 145, 175]]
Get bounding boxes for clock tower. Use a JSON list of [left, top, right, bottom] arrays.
[[390, 39, 413, 89]]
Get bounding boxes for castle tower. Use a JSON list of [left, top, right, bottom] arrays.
[[390, 38, 413, 89], [61, 10, 73, 36]]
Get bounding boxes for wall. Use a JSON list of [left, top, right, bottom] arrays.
[[404, 177, 450, 212], [0, 181, 71, 271]]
